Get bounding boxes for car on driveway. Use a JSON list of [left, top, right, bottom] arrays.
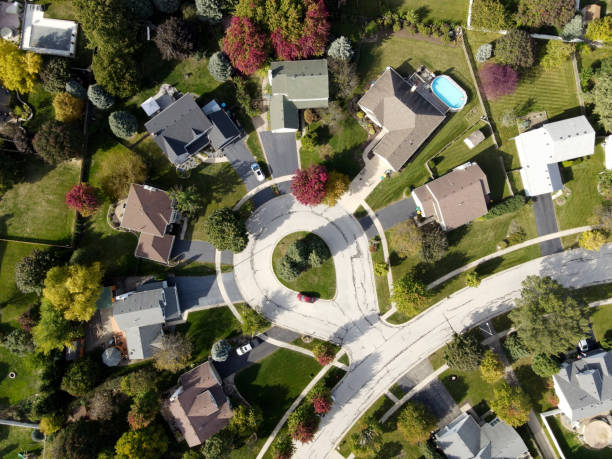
[[251, 163, 265, 182], [297, 293, 316, 303], [236, 343, 253, 356]]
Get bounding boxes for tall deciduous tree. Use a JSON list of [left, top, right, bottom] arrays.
[[15, 249, 59, 294], [322, 171, 349, 206], [515, 0, 575, 29], [99, 148, 147, 200], [391, 273, 428, 316], [168, 185, 202, 218], [531, 353, 560, 377], [509, 276, 590, 354], [154, 17, 196, 60], [480, 350, 505, 382], [444, 333, 484, 371], [127, 390, 159, 430], [586, 16, 612, 42], [203, 207, 249, 252], [229, 405, 259, 437], [115, 423, 168, 459], [479, 63, 518, 100], [397, 401, 436, 445], [223, 16, 267, 75], [470, 0, 508, 31], [153, 334, 193, 372], [328, 57, 358, 99], [420, 222, 448, 263], [540, 41, 574, 70], [32, 121, 82, 164], [291, 165, 328, 206], [32, 300, 82, 354], [66, 183, 98, 216], [490, 383, 531, 427], [43, 263, 104, 322], [495, 30, 536, 68], [88, 389, 117, 421], [0, 40, 41, 93], [61, 358, 101, 396]]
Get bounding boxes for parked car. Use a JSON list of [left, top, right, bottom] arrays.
[[577, 337, 597, 357], [251, 163, 265, 182], [297, 293, 316, 303], [236, 342, 253, 356]]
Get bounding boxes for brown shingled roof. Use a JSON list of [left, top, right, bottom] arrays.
[[135, 233, 175, 265], [166, 361, 233, 447], [120, 184, 173, 237], [413, 163, 490, 231]]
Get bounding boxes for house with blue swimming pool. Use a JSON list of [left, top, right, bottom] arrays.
[[358, 66, 467, 171]]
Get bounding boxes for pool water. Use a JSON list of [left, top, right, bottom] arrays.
[[431, 75, 467, 110]]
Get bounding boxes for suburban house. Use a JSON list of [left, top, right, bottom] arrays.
[[111, 281, 182, 360], [20, 2, 78, 57], [513, 115, 595, 197], [436, 412, 529, 459], [165, 361, 233, 447], [118, 184, 179, 265], [358, 66, 452, 171], [412, 162, 490, 231], [553, 350, 612, 423], [144, 93, 240, 167], [268, 59, 329, 133]]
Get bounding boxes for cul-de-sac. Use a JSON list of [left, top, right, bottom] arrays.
[[2, 1, 612, 458]]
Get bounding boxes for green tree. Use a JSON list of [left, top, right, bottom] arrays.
[[503, 332, 531, 361], [1, 328, 34, 355], [540, 41, 574, 70], [579, 229, 606, 251], [241, 306, 269, 336], [203, 207, 249, 252], [509, 276, 590, 354], [470, 0, 508, 30], [350, 420, 383, 455], [99, 148, 147, 200], [444, 333, 484, 371], [495, 29, 536, 68], [32, 121, 82, 164], [515, 0, 575, 29], [87, 84, 115, 110], [153, 333, 193, 371], [53, 92, 85, 123], [391, 273, 428, 316], [208, 51, 233, 82], [61, 358, 101, 396], [15, 248, 59, 294], [128, 390, 160, 430], [531, 353, 560, 377], [32, 300, 82, 354], [465, 271, 481, 288], [168, 185, 202, 218], [271, 432, 295, 459], [196, 0, 223, 22], [589, 70, 612, 133], [40, 57, 72, 93], [125, 0, 154, 17], [43, 263, 103, 322], [327, 36, 353, 61], [480, 350, 505, 382], [586, 15, 612, 42], [88, 388, 117, 421], [115, 423, 168, 459], [201, 436, 225, 458], [39, 413, 65, 435], [420, 222, 448, 263], [229, 405, 259, 437], [490, 383, 531, 427], [92, 49, 141, 98], [389, 221, 422, 258], [47, 420, 101, 459], [121, 368, 157, 397], [397, 401, 436, 445], [109, 111, 138, 139], [154, 17, 196, 60], [0, 40, 42, 93]]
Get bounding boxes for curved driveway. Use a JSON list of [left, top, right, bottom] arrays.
[[233, 194, 612, 458]]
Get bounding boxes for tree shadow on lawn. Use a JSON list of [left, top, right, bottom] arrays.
[[237, 381, 291, 437], [474, 257, 503, 277], [513, 364, 551, 413], [439, 373, 468, 404]]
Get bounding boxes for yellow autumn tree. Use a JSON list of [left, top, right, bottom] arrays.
[[53, 92, 85, 122], [322, 170, 349, 206], [579, 229, 606, 251], [480, 350, 505, 383], [43, 263, 104, 322], [0, 40, 42, 93]]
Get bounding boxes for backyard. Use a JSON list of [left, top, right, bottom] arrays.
[[548, 415, 612, 459], [0, 425, 43, 458], [338, 0, 469, 23]]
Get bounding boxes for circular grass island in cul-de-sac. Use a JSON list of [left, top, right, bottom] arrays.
[[272, 231, 336, 299]]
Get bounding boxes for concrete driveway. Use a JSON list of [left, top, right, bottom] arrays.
[[259, 132, 298, 193], [532, 194, 563, 256], [175, 274, 243, 314]]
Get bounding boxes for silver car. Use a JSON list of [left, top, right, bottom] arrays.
[[251, 163, 265, 182]]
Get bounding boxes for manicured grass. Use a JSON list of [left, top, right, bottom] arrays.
[[339, 353, 350, 366], [573, 282, 612, 304], [0, 351, 41, 410], [371, 244, 391, 314], [548, 415, 612, 459], [578, 44, 612, 75], [590, 305, 612, 346], [361, 34, 483, 210], [235, 348, 321, 438], [0, 161, 80, 244], [247, 131, 267, 167], [340, 0, 469, 23], [41, 0, 76, 20], [24, 82, 54, 131], [429, 345, 447, 370], [272, 232, 336, 299], [177, 307, 242, 363], [439, 367, 505, 416], [290, 337, 340, 355], [513, 357, 556, 413], [0, 425, 43, 458]]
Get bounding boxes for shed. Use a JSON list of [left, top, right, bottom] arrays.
[[464, 130, 486, 150], [582, 4, 601, 23]]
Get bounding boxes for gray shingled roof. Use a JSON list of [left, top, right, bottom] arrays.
[[270, 59, 329, 102], [207, 110, 241, 150], [126, 324, 163, 360], [270, 94, 299, 131], [554, 350, 612, 422]]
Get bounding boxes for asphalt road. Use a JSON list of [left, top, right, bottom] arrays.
[[532, 193, 563, 256], [259, 132, 298, 193]]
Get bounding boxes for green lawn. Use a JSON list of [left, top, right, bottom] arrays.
[[339, 0, 469, 23], [235, 349, 321, 439], [24, 82, 54, 131], [177, 307, 242, 363], [361, 34, 483, 210], [272, 232, 336, 299], [0, 161, 80, 244], [371, 244, 391, 314], [439, 367, 505, 416], [0, 425, 43, 459], [590, 305, 612, 346], [548, 415, 612, 459], [512, 357, 556, 413]]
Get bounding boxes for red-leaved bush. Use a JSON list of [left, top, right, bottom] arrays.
[[291, 165, 328, 206], [479, 62, 518, 100], [271, 0, 330, 60], [223, 17, 267, 75], [66, 183, 98, 216], [312, 395, 332, 414], [312, 341, 335, 366], [291, 422, 316, 443]]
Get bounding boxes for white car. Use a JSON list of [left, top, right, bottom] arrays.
[[236, 343, 253, 356], [251, 163, 265, 182]]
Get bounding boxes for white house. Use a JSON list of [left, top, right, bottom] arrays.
[[513, 115, 595, 196]]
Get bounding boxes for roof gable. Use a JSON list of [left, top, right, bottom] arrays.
[[270, 59, 329, 101]]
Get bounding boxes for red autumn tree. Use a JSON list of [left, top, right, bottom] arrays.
[[309, 385, 332, 414], [287, 404, 319, 443], [223, 16, 267, 75], [479, 62, 518, 100], [65, 183, 98, 216], [312, 341, 335, 366], [270, 0, 330, 60], [291, 165, 328, 206]]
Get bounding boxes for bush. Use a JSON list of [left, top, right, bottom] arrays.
[[444, 332, 483, 371], [208, 51, 233, 82], [154, 17, 196, 60], [15, 248, 58, 294], [471, 0, 508, 30], [397, 401, 436, 445], [40, 57, 71, 93], [203, 207, 248, 253], [53, 92, 85, 123], [480, 62, 519, 100], [2, 328, 34, 355], [490, 383, 531, 427], [211, 339, 232, 362], [390, 221, 422, 258], [65, 80, 86, 99], [32, 121, 82, 164], [391, 273, 428, 316], [277, 256, 301, 281], [420, 222, 448, 263], [495, 30, 535, 68], [152, 0, 180, 13], [271, 432, 295, 459], [465, 271, 481, 287], [309, 384, 332, 414], [486, 195, 525, 218], [579, 229, 606, 251], [87, 84, 115, 110], [287, 404, 319, 443], [66, 183, 99, 217], [503, 332, 531, 361], [586, 16, 612, 42], [61, 358, 100, 396], [364, 20, 378, 37], [40, 413, 64, 435], [108, 111, 138, 139], [374, 262, 388, 276], [540, 41, 574, 70], [562, 15, 583, 40], [531, 353, 560, 377], [328, 36, 353, 61], [476, 43, 493, 63], [312, 341, 335, 366], [480, 350, 505, 382], [125, 0, 154, 18]]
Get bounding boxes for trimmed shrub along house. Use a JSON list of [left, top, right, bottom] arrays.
[[268, 59, 329, 133], [412, 162, 490, 231]]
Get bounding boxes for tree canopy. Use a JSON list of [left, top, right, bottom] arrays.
[[479, 63, 518, 100], [509, 276, 590, 354], [444, 332, 484, 371], [203, 207, 249, 252], [32, 121, 82, 164], [495, 30, 536, 68], [98, 148, 147, 199], [223, 16, 267, 75], [397, 401, 436, 445], [153, 334, 193, 372], [391, 273, 428, 316], [154, 17, 196, 60], [108, 111, 138, 139], [480, 350, 505, 382], [328, 36, 353, 61], [115, 423, 168, 459], [586, 16, 612, 42], [61, 358, 101, 396], [531, 353, 560, 377], [32, 300, 82, 354], [15, 248, 59, 294], [291, 165, 328, 205], [0, 40, 41, 93], [66, 183, 99, 217], [515, 0, 575, 29], [490, 383, 531, 427], [322, 171, 349, 206], [470, 0, 508, 31]]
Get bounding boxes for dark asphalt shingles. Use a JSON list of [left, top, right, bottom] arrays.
[[532, 193, 562, 256]]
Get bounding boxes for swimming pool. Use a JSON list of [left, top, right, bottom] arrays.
[[431, 75, 467, 111]]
